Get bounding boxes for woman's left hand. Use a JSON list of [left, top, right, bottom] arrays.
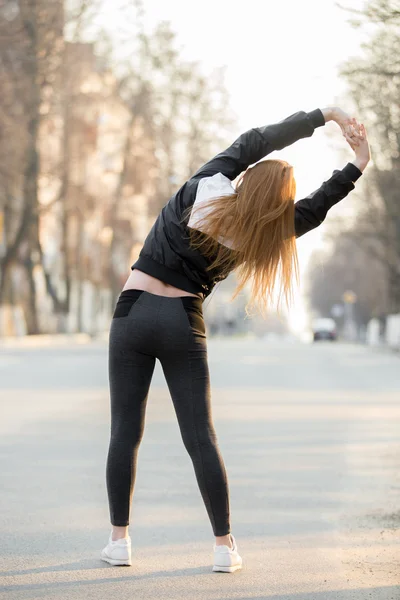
[[331, 107, 360, 138], [322, 106, 360, 139]]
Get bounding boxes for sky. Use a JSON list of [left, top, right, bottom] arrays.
[[97, 0, 369, 331]]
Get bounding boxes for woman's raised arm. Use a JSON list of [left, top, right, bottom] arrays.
[[294, 123, 370, 238], [190, 109, 325, 182], [190, 106, 358, 183]]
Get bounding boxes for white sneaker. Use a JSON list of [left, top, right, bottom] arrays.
[[213, 534, 242, 573], [101, 533, 132, 566]]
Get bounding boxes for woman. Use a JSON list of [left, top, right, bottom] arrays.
[[101, 108, 370, 572]]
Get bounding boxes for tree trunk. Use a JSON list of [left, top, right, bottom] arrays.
[[19, 0, 41, 333], [23, 255, 39, 334], [109, 113, 136, 309]]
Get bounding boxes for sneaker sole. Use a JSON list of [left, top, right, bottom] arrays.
[[212, 563, 242, 573], [101, 553, 132, 567]]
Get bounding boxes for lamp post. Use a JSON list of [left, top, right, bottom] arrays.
[[342, 290, 358, 341]]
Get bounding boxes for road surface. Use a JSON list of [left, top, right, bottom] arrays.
[[0, 337, 399, 599]]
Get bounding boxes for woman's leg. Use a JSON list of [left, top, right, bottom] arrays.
[[158, 303, 231, 541], [106, 312, 156, 538]]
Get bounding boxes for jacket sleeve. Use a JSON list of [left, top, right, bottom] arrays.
[[191, 109, 326, 182], [294, 162, 363, 238]]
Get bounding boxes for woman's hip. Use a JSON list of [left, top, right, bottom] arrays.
[[110, 289, 207, 358]]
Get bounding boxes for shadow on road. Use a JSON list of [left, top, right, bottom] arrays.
[[237, 591, 400, 600], [0, 576, 398, 600]]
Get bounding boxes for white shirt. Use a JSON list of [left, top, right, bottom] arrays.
[[187, 172, 236, 249]]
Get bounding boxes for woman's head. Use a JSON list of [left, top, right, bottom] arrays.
[[235, 159, 296, 221], [183, 159, 299, 316]]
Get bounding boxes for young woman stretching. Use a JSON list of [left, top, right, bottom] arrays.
[[101, 108, 370, 572]]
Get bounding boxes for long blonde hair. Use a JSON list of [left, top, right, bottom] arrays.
[[182, 159, 299, 316]]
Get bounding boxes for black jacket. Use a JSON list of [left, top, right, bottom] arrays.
[[132, 108, 362, 299]]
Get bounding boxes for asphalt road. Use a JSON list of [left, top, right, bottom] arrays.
[[0, 337, 399, 600]]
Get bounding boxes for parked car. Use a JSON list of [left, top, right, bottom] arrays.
[[312, 318, 337, 342]]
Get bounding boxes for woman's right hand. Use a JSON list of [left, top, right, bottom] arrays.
[[344, 123, 371, 172]]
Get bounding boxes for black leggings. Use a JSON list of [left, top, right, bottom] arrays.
[[106, 289, 230, 536]]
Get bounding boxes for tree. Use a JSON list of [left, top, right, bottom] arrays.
[[0, 0, 237, 334], [336, 0, 400, 312], [306, 227, 389, 329], [0, 0, 64, 332], [338, 0, 400, 25], [103, 18, 235, 304]]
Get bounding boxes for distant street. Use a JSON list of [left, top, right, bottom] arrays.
[[1, 337, 399, 600]]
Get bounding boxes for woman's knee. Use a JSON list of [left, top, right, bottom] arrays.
[[111, 421, 144, 449], [181, 425, 218, 457]]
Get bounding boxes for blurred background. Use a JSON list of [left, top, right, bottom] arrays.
[[0, 0, 399, 349], [1, 4, 400, 596]]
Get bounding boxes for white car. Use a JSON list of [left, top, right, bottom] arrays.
[[312, 318, 337, 342]]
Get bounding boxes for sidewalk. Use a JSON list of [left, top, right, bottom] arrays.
[[0, 331, 109, 349]]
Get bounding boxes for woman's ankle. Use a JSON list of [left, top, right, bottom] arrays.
[[111, 525, 129, 541], [215, 534, 232, 548]]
